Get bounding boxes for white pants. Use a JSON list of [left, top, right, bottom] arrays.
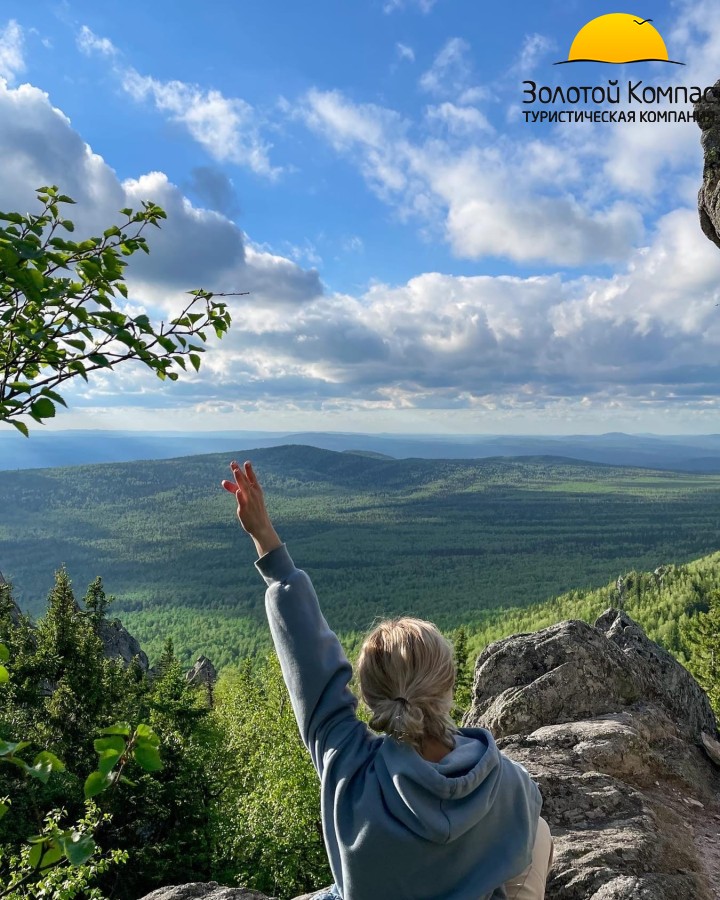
[[502, 817, 554, 900]]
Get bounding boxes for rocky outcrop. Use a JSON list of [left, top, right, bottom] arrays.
[[465, 609, 720, 900], [696, 78, 720, 249], [97, 617, 149, 671], [186, 655, 217, 688], [139, 886, 276, 900], [139, 611, 719, 900]]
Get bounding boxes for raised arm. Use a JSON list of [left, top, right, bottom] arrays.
[[221, 461, 367, 773]]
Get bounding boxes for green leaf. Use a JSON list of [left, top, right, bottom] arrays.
[[87, 353, 112, 368], [189, 353, 201, 372], [28, 841, 43, 870], [94, 735, 125, 755], [11, 420, 29, 437], [84, 770, 112, 799], [30, 397, 56, 419], [40, 842, 64, 869], [62, 831, 96, 866], [100, 722, 131, 737], [61, 220, 75, 232], [0, 644, 8, 662], [0, 739, 30, 756], [133, 743, 163, 772], [0, 799, 9, 820], [135, 724, 160, 746], [97, 749, 122, 775], [0, 665, 8, 684], [28, 751, 65, 783], [40, 388, 68, 408]]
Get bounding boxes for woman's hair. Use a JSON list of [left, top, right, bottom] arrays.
[[356, 617, 457, 751]]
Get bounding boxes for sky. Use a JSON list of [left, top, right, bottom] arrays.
[[2, 0, 720, 435]]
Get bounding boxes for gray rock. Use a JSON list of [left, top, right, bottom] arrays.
[[97, 617, 149, 671], [465, 608, 720, 899], [186, 655, 217, 687], [696, 79, 720, 249], [139, 883, 275, 900]]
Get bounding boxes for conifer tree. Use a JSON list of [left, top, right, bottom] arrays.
[[35, 569, 106, 761], [683, 590, 720, 714], [452, 625, 473, 715]]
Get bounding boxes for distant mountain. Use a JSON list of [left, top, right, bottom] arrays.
[[2, 429, 720, 472], [1, 444, 720, 666]]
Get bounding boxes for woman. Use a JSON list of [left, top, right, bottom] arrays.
[[222, 460, 553, 900]]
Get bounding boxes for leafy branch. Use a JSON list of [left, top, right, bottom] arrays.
[[0, 186, 235, 435]]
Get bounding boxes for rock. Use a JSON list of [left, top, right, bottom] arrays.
[[186, 655, 217, 688], [702, 731, 720, 767], [465, 608, 720, 899], [97, 617, 149, 671], [139, 883, 275, 900], [696, 79, 720, 249]]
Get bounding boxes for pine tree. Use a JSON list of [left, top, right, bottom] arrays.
[[35, 568, 107, 761], [452, 626, 473, 716], [683, 590, 720, 714], [83, 576, 111, 627]]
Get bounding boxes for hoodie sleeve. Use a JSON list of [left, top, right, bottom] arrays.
[[255, 543, 367, 774]]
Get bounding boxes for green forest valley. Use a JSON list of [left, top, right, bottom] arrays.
[[2, 444, 720, 664], [1, 446, 719, 898]]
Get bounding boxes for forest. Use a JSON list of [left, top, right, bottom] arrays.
[[1, 535, 718, 899], [2, 445, 720, 665]]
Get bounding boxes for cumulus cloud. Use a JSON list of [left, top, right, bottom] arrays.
[[300, 88, 642, 264], [122, 69, 281, 179], [0, 20, 25, 83], [0, 79, 320, 311], [168, 207, 720, 413], [77, 26, 281, 179]]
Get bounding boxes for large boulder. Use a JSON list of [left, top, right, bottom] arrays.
[[139, 886, 275, 900], [97, 617, 149, 671], [465, 609, 720, 900], [696, 78, 720, 249]]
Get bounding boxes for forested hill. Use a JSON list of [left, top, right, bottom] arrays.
[[1, 444, 720, 665]]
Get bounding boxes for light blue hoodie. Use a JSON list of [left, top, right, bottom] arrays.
[[256, 544, 542, 900]]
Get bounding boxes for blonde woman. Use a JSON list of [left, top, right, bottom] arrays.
[[222, 460, 553, 900]]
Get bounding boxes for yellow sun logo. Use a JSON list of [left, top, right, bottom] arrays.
[[556, 13, 684, 65]]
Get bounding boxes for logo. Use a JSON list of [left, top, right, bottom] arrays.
[[555, 13, 684, 66]]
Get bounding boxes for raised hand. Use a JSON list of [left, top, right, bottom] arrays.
[[221, 461, 282, 557]]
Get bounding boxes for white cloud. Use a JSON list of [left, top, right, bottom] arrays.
[[513, 33, 554, 72], [301, 88, 642, 264], [396, 42, 415, 63], [77, 25, 281, 180], [384, 0, 437, 13], [76, 25, 118, 57], [180, 207, 720, 413], [426, 102, 492, 135], [0, 79, 320, 311], [0, 20, 25, 83], [122, 70, 281, 179], [420, 38, 474, 97]]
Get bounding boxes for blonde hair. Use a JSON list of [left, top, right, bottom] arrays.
[[357, 617, 457, 751]]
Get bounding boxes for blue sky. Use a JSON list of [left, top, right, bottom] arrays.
[[2, 0, 720, 434]]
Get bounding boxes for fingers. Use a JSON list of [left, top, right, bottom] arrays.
[[244, 461, 259, 486], [221, 479, 240, 495]]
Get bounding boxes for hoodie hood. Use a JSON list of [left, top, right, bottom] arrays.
[[374, 727, 509, 843]]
